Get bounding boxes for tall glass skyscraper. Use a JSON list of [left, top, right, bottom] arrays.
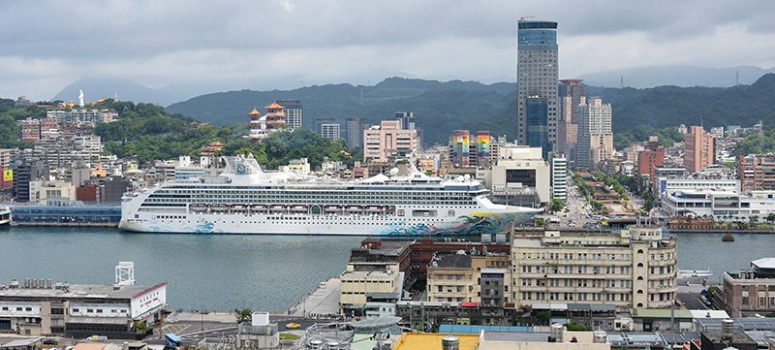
[[517, 19, 558, 159]]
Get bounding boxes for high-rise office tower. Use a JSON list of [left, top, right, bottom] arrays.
[[517, 19, 558, 159], [277, 99, 302, 131], [345, 118, 368, 149], [558, 79, 585, 159], [395, 112, 415, 130]]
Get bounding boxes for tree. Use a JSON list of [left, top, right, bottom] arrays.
[[766, 213, 775, 224], [548, 199, 564, 214], [234, 308, 253, 324]]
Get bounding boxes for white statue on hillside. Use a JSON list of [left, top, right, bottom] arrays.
[[78, 89, 85, 108]]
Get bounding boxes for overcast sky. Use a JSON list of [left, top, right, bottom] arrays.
[[1, 0, 774, 101]]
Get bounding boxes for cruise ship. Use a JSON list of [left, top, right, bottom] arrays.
[[119, 155, 540, 235]]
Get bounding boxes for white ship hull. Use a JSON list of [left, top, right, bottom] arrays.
[[120, 207, 535, 236], [119, 155, 540, 236]]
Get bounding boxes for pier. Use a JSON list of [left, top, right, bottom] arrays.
[[9, 204, 121, 227]]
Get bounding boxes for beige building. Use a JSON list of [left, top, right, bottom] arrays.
[[29, 180, 76, 204], [426, 253, 510, 304], [720, 257, 775, 317], [511, 226, 677, 310], [363, 120, 418, 162], [339, 240, 408, 315]]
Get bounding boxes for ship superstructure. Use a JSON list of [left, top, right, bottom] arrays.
[[120, 155, 539, 235]]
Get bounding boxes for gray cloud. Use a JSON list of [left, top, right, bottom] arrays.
[[0, 0, 773, 101]]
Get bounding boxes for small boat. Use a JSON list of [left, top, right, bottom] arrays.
[[190, 204, 208, 212], [722, 234, 735, 242], [211, 205, 229, 212], [270, 205, 286, 212], [250, 204, 267, 210], [291, 205, 308, 212], [0, 207, 11, 227], [231, 204, 248, 211], [346, 205, 362, 212], [678, 266, 712, 279], [324, 205, 341, 212], [365, 206, 383, 212]]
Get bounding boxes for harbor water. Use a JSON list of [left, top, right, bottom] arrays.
[[1, 227, 773, 311]]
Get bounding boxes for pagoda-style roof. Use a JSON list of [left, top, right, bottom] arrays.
[[265, 101, 285, 110], [249, 108, 261, 116]]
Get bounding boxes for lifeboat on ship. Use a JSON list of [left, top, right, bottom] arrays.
[[190, 204, 208, 212], [231, 204, 248, 212], [250, 204, 268, 212], [211, 204, 229, 212], [346, 205, 362, 212], [291, 205, 308, 212], [325, 205, 342, 212], [270, 205, 287, 212], [365, 206, 383, 213]]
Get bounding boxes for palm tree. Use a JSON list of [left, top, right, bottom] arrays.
[[234, 308, 253, 324]]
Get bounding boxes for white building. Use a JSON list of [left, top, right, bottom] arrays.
[[662, 190, 775, 221], [656, 178, 740, 199], [0, 279, 167, 338], [550, 155, 568, 201], [484, 146, 550, 206], [320, 123, 341, 140]]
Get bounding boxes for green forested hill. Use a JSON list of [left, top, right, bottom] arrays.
[[167, 74, 775, 147]]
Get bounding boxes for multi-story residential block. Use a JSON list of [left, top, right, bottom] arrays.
[[426, 253, 510, 304], [684, 126, 715, 173], [46, 108, 118, 124], [638, 137, 665, 185], [449, 130, 493, 169], [511, 225, 677, 310], [339, 241, 408, 316], [29, 180, 76, 204], [737, 154, 775, 191], [276, 99, 302, 131], [720, 257, 775, 317], [320, 123, 341, 140], [576, 97, 613, 170], [363, 120, 418, 162], [517, 19, 558, 157], [662, 190, 775, 221]]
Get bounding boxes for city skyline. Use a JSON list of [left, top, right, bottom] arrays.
[[0, 0, 774, 101]]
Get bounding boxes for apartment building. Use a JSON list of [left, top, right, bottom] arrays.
[[426, 253, 510, 304], [339, 241, 408, 316], [737, 154, 775, 191], [363, 120, 418, 162], [511, 226, 677, 310]]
